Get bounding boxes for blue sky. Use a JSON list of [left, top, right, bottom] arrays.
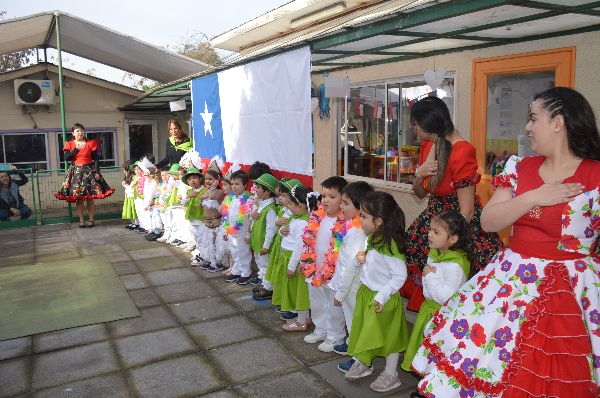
[[1, 0, 290, 85]]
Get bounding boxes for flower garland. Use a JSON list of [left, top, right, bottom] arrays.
[[221, 192, 251, 235], [299, 204, 350, 287]]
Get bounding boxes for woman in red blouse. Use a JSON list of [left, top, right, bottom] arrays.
[[55, 123, 115, 227], [401, 97, 503, 311]]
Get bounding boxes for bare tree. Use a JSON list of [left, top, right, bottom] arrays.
[[0, 11, 35, 72], [173, 32, 222, 67]]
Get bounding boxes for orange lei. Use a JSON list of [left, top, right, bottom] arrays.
[[299, 205, 346, 287]]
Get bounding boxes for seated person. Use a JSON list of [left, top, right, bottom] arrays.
[[0, 166, 32, 221]]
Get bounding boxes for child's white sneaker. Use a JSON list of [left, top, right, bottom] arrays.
[[303, 331, 326, 344], [344, 360, 373, 380], [317, 339, 344, 353], [181, 242, 196, 252], [156, 232, 170, 242], [369, 371, 401, 392]]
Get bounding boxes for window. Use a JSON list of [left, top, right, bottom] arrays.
[[57, 130, 117, 169], [337, 75, 454, 184], [0, 133, 49, 171]]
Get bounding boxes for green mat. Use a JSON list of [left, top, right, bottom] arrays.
[[0, 256, 139, 340]]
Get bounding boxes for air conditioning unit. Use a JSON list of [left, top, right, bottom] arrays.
[[14, 79, 56, 105]]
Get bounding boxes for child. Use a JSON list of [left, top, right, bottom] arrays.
[[144, 169, 164, 240], [219, 164, 237, 276], [170, 166, 195, 248], [222, 170, 253, 285], [400, 209, 470, 373], [279, 186, 321, 332], [139, 161, 157, 234], [248, 173, 279, 291], [180, 167, 206, 254], [329, 181, 374, 355], [195, 163, 226, 270], [300, 176, 348, 353], [146, 168, 171, 241], [157, 163, 180, 243], [121, 160, 137, 229], [341, 191, 409, 394], [260, 178, 301, 306], [254, 177, 295, 301], [131, 160, 146, 232]]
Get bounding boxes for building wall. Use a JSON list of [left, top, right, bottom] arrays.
[[312, 30, 600, 224], [1, 69, 138, 169]]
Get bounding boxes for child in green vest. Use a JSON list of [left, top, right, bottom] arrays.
[[157, 163, 181, 243], [180, 167, 206, 253], [248, 173, 280, 297]]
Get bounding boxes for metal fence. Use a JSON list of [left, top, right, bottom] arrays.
[[1, 167, 124, 229]]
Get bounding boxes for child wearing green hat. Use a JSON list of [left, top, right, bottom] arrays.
[[180, 167, 207, 252], [248, 173, 280, 295], [157, 163, 181, 243]]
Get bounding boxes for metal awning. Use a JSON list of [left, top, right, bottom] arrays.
[[119, 80, 193, 112], [309, 0, 600, 73], [0, 11, 210, 82]]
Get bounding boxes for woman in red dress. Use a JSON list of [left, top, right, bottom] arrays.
[[402, 97, 503, 311], [55, 123, 115, 227]]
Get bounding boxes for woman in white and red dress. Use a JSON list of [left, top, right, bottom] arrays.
[[55, 123, 115, 228], [412, 87, 600, 397]]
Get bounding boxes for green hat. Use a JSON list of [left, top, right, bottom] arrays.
[[167, 163, 181, 175], [254, 173, 280, 194], [281, 178, 303, 192], [182, 167, 203, 186], [129, 160, 141, 171]]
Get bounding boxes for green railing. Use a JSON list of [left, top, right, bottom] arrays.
[[0, 167, 123, 228]]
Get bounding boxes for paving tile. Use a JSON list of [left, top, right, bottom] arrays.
[[208, 278, 255, 295], [121, 240, 161, 251], [154, 281, 217, 303], [128, 247, 173, 260], [33, 324, 108, 353], [192, 266, 229, 279], [108, 306, 177, 337], [32, 341, 119, 389], [102, 251, 132, 263], [2, 253, 35, 267], [0, 245, 35, 257], [208, 338, 300, 383], [145, 268, 199, 286], [114, 328, 195, 368], [186, 315, 264, 349], [246, 309, 286, 335], [33, 373, 130, 398], [310, 357, 420, 398], [228, 292, 273, 313], [135, 256, 186, 273], [112, 261, 139, 275], [0, 226, 32, 237], [200, 389, 239, 398], [0, 357, 29, 397], [35, 250, 80, 262], [35, 236, 73, 245], [130, 355, 222, 398], [276, 330, 338, 365], [169, 297, 238, 324], [35, 229, 70, 238], [0, 336, 31, 360], [36, 242, 77, 254], [81, 244, 124, 256], [119, 274, 149, 290], [235, 370, 338, 397], [128, 288, 162, 308]]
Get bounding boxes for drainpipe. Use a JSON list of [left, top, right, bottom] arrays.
[[54, 12, 73, 221]]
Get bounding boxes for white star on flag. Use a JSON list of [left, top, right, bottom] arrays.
[[200, 101, 213, 137]]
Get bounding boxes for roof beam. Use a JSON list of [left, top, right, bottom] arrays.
[[516, 1, 600, 17], [310, 0, 517, 51]]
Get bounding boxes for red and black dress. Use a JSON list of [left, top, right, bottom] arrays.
[[55, 139, 115, 202], [402, 140, 503, 311]]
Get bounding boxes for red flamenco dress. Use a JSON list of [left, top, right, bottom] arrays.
[[412, 155, 600, 397], [55, 139, 115, 202], [402, 140, 503, 312]]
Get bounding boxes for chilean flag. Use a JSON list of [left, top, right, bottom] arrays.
[[192, 47, 313, 185]]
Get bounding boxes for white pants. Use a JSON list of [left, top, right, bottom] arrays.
[[134, 198, 151, 231], [171, 207, 193, 243], [198, 224, 228, 265], [150, 208, 163, 232], [228, 234, 252, 277], [160, 210, 172, 233], [308, 285, 346, 341], [255, 253, 272, 289], [190, 223, 204, 250], [341, 284, 359, 342]]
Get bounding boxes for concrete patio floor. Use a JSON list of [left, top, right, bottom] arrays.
[[0, 221, 420, 398]]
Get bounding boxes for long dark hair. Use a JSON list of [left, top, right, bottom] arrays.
[[122, 160, 134, 184], [534, 87, 600, 161], [411, 97, 454, 189], [433, 209, 473, 277], [360, 191, 405, 254]]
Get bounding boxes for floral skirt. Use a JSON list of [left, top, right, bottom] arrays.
[[402, 194, 503, 311], [347, 284, 409, 367], [412, 248, 600, 397], [55, 163, 114, 202]]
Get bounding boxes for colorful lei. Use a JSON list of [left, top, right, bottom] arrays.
[[221, 192, 251, 235], [299, 205, 351, 287]]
